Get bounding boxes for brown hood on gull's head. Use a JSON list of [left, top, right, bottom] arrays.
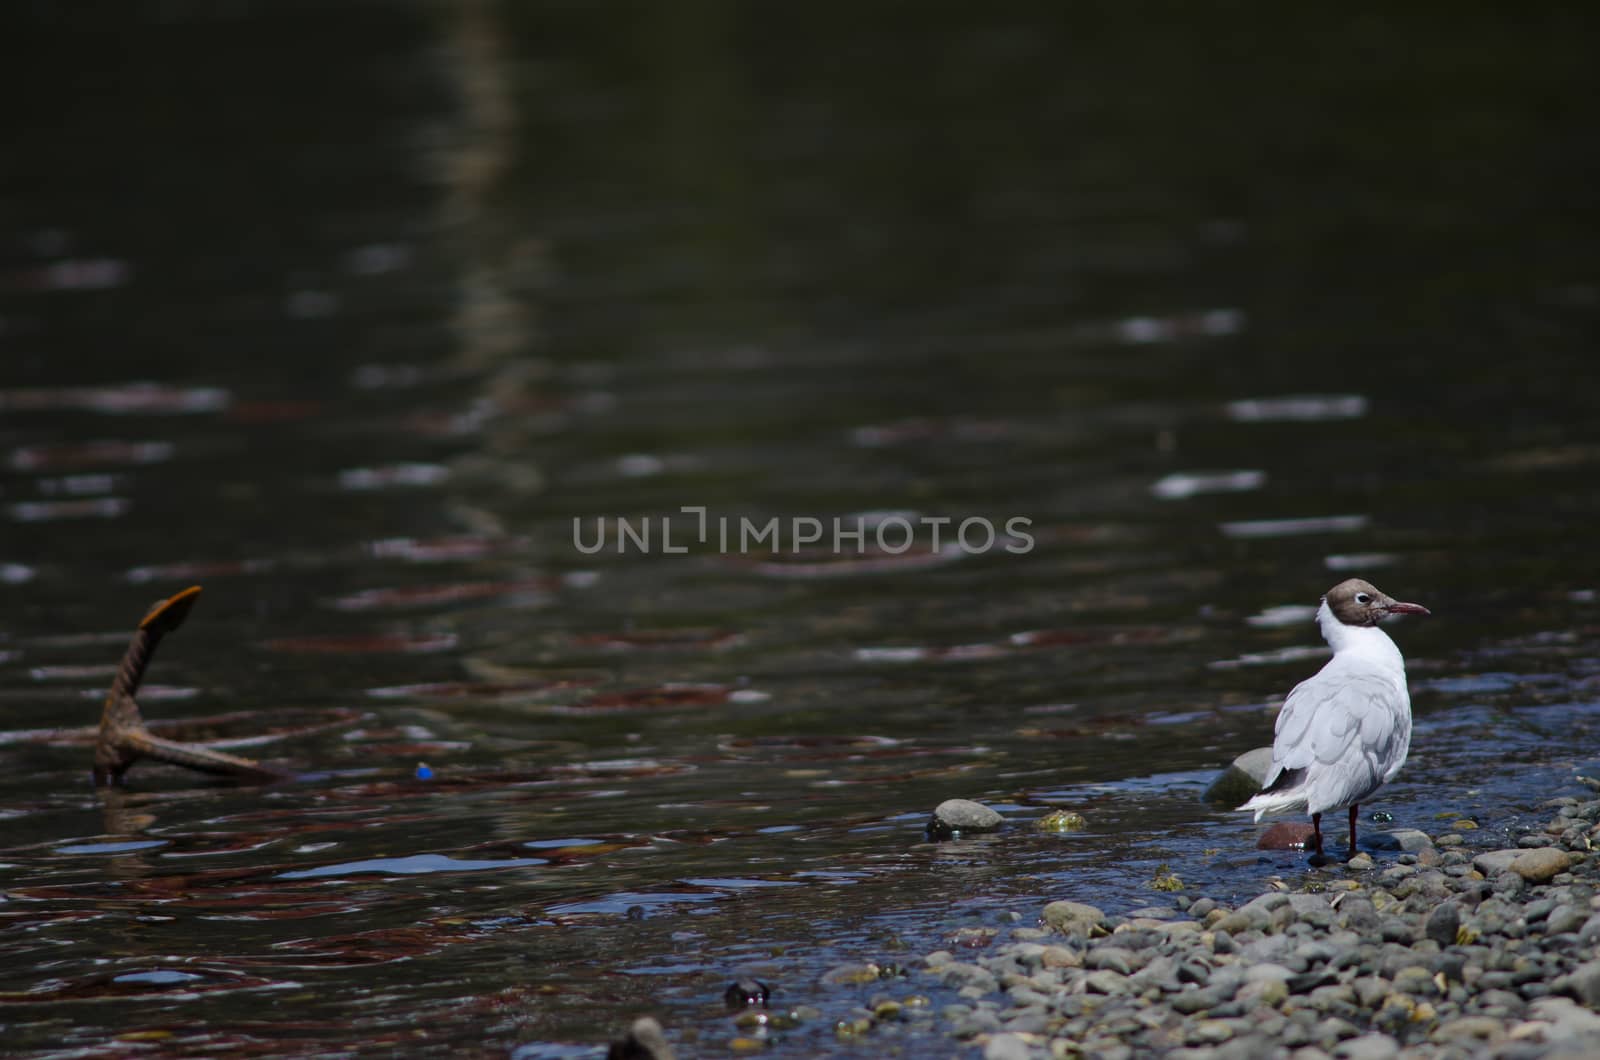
[[1324, 578, 1432, 628]]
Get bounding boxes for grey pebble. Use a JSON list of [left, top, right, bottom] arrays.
[[1548, 903, 1589, 936], [1390, 965, 1438, 997], [1085, 946, 1139, 975], [929, 799, 1003, 837], [1331, 1032, 1398, 1060], [1555, 959, 1600, 1008], [1493, 871, 1526, 899], [1473, 849, 1521, 876], [983, 1032, 1034, 1060], [1423, 901, 1461, 945], [1084, 969, 1129, 995]]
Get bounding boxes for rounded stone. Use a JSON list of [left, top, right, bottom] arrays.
[[1205, 747, 1275, 805], [1333, 1031, 1400, 1060], [723, 978, 770, 1011], [928, 799, 1003, 839], [1423, 903, 1461, 946], [1511, 847, 1572, 883], [1042, 900, 1106, 939]]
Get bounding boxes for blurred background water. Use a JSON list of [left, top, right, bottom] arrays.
[[2, 3, 1598, 1056]]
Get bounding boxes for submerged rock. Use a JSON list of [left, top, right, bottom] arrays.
[[820, 962, 882, 986], [1036, 809, 1087, 832], [927, 799, 1003, 840], [1257, 821, 1316, 850], [1204, 746, 1275, 805], [723, 978, 769, 1011], [608, 1017, 675, 1060]]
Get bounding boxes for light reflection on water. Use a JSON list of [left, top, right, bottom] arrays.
[[1, 3, 1598, 1057]]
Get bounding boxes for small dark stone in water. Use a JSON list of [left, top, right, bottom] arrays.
[[608, 1017, 675, 1060], [723, 978, 769, 1011]]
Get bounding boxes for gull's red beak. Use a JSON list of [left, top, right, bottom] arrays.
[[1383, 601, 1431, 616]]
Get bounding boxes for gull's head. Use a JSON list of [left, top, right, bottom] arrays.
[[1324, 578, 1431, 627]]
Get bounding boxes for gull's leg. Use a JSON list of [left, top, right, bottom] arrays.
[[1309, 812, 1327, 866], [1348, 805, 1359, 854]]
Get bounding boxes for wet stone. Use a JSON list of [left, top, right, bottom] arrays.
[[1042, 900, 1105, 939], [1205, 747, 1274, 805], [1367, 828, 1433, 853], [723, 978, 769, 1011], [1258, 821, 1317, 850], [1036, 809, 1088, 832], [821, 962, 883, 986], [928, 799, 1003, 839], [608, 1017, 675, 1060]]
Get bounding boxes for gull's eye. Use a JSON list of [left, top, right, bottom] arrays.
[[1355, 592, 1372, 604]]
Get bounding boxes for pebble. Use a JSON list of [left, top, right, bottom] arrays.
[[928, 799, 1004, 839], [983, 1032, 1033, 1060], [1042, 900, 1105, 939], [1512, 847, 1573, 883], [1548, 903, 1589, 936], [1333, 1032, 1398, 1060], [821, 962, 882, 986], [1422, 902, 1460, 946], [1474, 849, 1521, 876]]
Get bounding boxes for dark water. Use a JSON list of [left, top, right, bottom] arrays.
[[3, 4, 1599, 1056]]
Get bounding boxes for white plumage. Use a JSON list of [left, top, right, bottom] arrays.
[[1239, 579, 1429, 859]]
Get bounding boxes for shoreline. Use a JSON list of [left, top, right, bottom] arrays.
[[903, 779, 1600, 1059]]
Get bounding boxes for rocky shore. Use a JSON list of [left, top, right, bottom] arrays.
[[901, 779, 1600, 1059]]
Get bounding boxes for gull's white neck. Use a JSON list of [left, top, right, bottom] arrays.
[[1316, 598, 1406, 672]]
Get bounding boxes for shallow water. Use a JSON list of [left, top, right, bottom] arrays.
[[3, 5, 1599, 1056]]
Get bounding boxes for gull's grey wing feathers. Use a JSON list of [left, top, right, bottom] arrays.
[[1262, 660, 1411, 814]]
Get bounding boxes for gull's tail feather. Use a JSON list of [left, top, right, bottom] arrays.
[[1237, 765, 1309, 821], [1238, 788, 1309, 822]]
